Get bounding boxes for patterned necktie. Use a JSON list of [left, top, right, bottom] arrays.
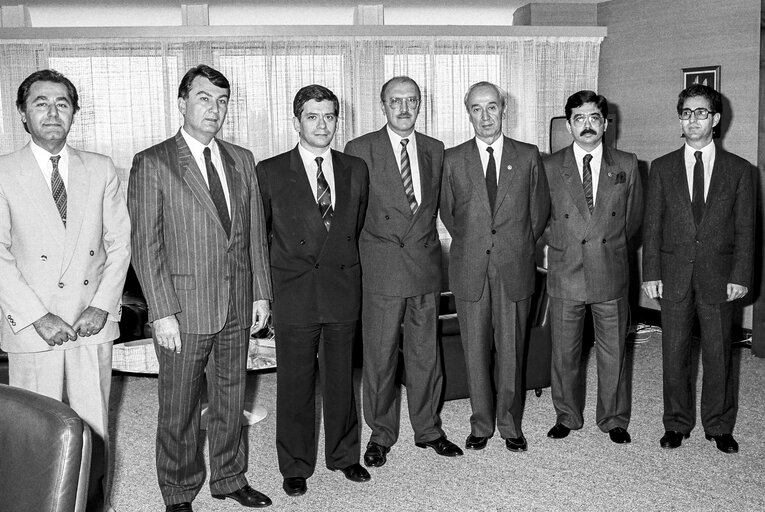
[[692, 151, 705, 226], [583, 153, 594, 213], [203, 147, 231, 237], [50, 155, 67, 226], [316, 156, 333, 231], [485, 147, 497, 211], [400, 139, 418, 213]]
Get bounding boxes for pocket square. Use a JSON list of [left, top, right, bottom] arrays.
[[609, 171, 626, 184]]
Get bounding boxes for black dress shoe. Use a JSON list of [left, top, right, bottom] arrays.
[[465, 434, 490, 450], [166, 504, 192, 512], [608, 427, 631, 444], [212, 485, 272, 508], [705, 433, 739, 453], [415, 436, 464, 456], [333, 463, 371, 482], [282, 477, 307, 497], [660, 430, 689, 449], [505, 436, 528, 452], [363, 441, 390, 467], [547, 423, 571, 439]]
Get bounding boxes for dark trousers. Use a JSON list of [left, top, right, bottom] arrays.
[[661, 279, 737, 435], [275, 320, 359, 479], [549, 295, 630, 432], [362, 291, 444, 446], [455, 261, 530, 439], [155, 310, 249, 505]]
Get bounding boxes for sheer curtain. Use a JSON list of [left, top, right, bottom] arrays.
[[0, 35, 601, 183]]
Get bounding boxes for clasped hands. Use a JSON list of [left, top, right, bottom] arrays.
[[33, 306, 108, 347], [641, 280, 748, 302], [153, 299, 270, 354]]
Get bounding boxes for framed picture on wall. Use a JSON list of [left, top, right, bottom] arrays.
[[682, 65, 721, 138]]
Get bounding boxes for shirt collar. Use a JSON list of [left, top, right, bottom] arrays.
[[684, 140, 715, 160], [181, 127, 219, 160], [29, 140, 69, 170], [475, 136, 503, 155], [298, 141, 332, 166], [386, 125, 416, 149], [572, 141, 603, 162]]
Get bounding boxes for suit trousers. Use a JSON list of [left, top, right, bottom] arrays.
[[456, 260, 530, 439], [9, 342, 113, 512], [362, 291, 444, 446], [549, 296, 630, 432], [155, 309, 249, 505], [660, 278, 737, 435], [275, 320, 359, 478]]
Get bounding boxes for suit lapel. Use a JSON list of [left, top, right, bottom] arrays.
[[560, 145, 591, 221], [16, 144, 66, 248], [218, 142, 240, 245], [465, 139, 492, 215], [669, 147, 696, 227], [592, 145, 618, 223], [331, 150, 351, 228], [61, 148, 90, 272], [704, 148, 729, 225], [493, 136, 518, 213], [415, 131, 434, 211]]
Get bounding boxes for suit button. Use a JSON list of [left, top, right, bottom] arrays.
[[315, 264, 320, 269], [384, 215, 390, 220], [58, 282, 64, 288], [346, 236, 351, 241], [695, 240, 700, 244], [564, 214, 569, 219], [424, 243, 429, 248], [299, 240, 306, 245], [611, 212, 616, 217], [581, 240, 586, 245], [400, 243, 405, 248], [602, 239, 606, 244], [89, 250, 95, 256], [340, 264, 345, 269], [491, 229, 497, 234], [40, 255, 47, 261], [84, 280, 89, 285], [486, 249, 491, 254], [689, 259, 694, 263]]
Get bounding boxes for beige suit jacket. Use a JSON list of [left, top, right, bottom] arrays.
[[0, 143, 131, 353]]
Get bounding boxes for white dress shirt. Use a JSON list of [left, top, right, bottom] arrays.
[[573, 142, 604, 204], [386, 126, 422, 205], [30, 141, 69, 192], [298, 142, 336, 208], [475, 136, 504, 184], [181, 127, 231, 213], [684, 141, 716, 201]]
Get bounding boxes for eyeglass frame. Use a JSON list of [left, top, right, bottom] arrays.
[[386, 97, 420, 110], [570, 113, 605, 127], [678, 107, 716, 120]]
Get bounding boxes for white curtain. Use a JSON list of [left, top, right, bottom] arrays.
[[0, 35, 601, 183]]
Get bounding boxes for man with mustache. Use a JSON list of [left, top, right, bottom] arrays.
[[542, 90, 642, 444], [345, 76, 462, 468], [129, 65, 272, 511], [440, 81, 549, 452], [256, 84, 370, 496], [642, 84, 754, 453]]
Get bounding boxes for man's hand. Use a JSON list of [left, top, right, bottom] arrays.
[[252, 300, 270, 333], [33, 313, 77, 346], [727, 283, 748, 302], [153, 315, 182, 353], [72, 306, 108, 338], [642, 280, 663, 300]]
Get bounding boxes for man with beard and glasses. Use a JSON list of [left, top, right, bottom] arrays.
[[642, 84, 754, 454], [542, 90, 643, 445]]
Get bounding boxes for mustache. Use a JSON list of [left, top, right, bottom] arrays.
[[579, 129, 597, 136]]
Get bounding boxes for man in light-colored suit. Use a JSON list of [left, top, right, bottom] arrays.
[[440, 82, 549, 453], [0, 69, 131, 512], [543, 90, 643, 445], [642, 84, 754, 454], [345, 76, 462, 467], [128, 65, 272, 511]]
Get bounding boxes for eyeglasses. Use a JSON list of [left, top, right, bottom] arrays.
[[679, 108, 715, 120], [387, 97, 420, 110], [571, 113, 604, 127]]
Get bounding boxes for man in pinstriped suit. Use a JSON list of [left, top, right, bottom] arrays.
[[128, 65, 272, 511]]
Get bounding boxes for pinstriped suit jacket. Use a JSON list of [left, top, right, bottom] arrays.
[[128, 131, 272, 335]]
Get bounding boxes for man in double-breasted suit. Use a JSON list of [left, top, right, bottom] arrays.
[[256, 85, 370, 497], [0, 69, 131, 512], [642, 84, 754, 454], [543, 91, 643, 445], [344, 76, 462, 468], [440, 81, 549, 453], [128, 65, 272, 511]]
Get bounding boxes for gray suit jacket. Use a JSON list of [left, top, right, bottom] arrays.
[[440, 136, 550, 302], [345, 127, 444, 297], [543, 144, 643, 303], [128, 131, 272, 334]]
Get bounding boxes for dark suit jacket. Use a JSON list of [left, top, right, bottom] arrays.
[[128, 131, 272, 334], [543, 144, 643, 303], [642, 145, 754, 304], [256, 146, 369, 324], [440, 136, 550, 302], [344, 127, 444, 297]]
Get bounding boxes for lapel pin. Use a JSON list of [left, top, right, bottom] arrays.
[[608, 171, 614, 178], [507, 165, 512, 171]]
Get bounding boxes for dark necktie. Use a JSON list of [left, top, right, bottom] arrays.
[[316, 156, 333, 231], [583, 153, 594, 213], [203, 147, 231, 237], [400, 139, 418, 213], [50, 155, 67, 226], [692, 151, 705, 225], [485, 147, 497, 211]]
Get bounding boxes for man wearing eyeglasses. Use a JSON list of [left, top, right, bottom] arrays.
[[441, 82, 549, 453], [642, 84, 754, 454], [542, 90, 642, 445], [345, 76, 463, 468]]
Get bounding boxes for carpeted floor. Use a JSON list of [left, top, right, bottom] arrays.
[[109, 331, 765, 512]]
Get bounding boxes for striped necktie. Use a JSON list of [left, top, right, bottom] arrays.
[[50, 155, 67, 226], [400, 139, 418, 213], [316, 156, 333, 231], [582, 153, 594, 213]]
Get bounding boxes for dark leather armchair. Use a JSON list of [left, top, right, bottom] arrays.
[[0, 383, 92, 512]]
